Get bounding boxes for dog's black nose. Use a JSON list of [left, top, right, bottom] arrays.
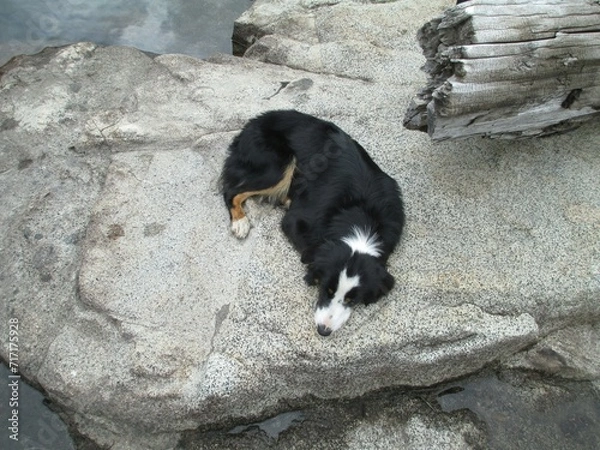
[[317, 324, 332, 336]]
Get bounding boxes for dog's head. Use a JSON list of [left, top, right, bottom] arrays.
[[304, 239, 394, 336]]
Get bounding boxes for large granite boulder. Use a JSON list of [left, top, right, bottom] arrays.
[[1, 1, 599, 448]]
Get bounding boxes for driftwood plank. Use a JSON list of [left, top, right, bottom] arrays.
[[404, 0, 600, 140], [450, 34, 600, 84]]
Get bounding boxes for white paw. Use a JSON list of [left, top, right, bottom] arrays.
[[231, 217, 251, 239]]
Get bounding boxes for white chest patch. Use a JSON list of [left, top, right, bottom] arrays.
[[341, 226, 382, 258]]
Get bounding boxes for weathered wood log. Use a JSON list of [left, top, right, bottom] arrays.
[[404, 0, 600, 140]]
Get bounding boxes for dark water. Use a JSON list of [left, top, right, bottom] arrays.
[[0, 0, 253, 66], [229, 411, 306, 440], [1, 364, 75, 449], [437, 371, 600, 450]]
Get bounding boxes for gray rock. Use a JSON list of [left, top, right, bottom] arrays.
[[1, 1, 599, 449], [181, 386, 486, 450], [180, 368, 600, 450], [504, 322, 600, 380]]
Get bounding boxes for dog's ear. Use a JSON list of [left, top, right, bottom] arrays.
[[363, 267, 394, 305]]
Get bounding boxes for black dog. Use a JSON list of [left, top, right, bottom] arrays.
[[221, 110, 405, 336]]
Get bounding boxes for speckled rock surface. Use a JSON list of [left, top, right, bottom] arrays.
[[1, 1, 599, 449]]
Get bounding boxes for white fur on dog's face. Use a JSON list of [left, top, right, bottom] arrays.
[[314, 268, 360, 336]]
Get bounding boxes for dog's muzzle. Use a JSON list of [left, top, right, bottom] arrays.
[[316, 324, 333, 337]]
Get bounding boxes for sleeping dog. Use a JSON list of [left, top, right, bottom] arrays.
[[221, 110, 405, 336]]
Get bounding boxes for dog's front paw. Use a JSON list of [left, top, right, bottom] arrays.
[[231, 217, 251, 239], [303, 271, 319, 286]]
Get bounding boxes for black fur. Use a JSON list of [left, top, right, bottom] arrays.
[[221, 110, 405, 335]]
